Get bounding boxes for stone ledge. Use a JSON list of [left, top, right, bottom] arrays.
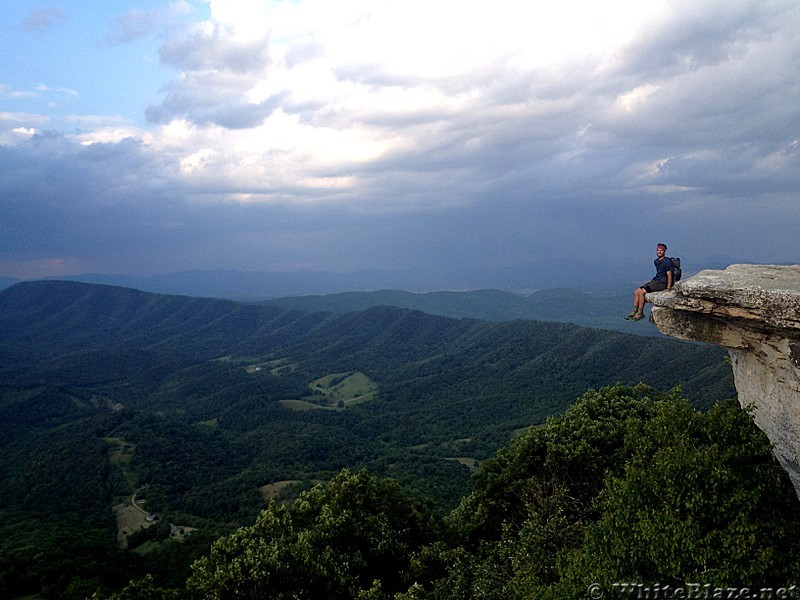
[[644, 263, 800, 496], [648, 264, 800, 331]]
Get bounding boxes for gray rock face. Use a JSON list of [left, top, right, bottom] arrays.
[[648, 264, 800, 495]]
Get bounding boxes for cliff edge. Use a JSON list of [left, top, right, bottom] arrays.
[[648, 264, 800, 495]]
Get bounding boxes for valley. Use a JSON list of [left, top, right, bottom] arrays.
[[0, 280, 737, 598]]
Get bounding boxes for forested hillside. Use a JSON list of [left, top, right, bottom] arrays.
[[0, 281, 737, 598], [262, 287, 655, 336], [183, 388, 800, 599]]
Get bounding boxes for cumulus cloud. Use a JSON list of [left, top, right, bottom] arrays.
[[104, 1, 195, 45], [0, 110, 51, 145], [1, 0, 799, 280], [140, 0, 800, 204]]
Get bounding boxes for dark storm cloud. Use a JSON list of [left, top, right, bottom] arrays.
[[0, 133, 404, 274], [614, 1, 791, 78], [0, 135, 171, 255], [2, 0, 799, 281]]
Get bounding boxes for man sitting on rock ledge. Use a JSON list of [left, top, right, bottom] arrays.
[[626, 243, 675, 321]]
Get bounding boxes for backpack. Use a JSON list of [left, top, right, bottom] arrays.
[[668, 257, 682, 282]]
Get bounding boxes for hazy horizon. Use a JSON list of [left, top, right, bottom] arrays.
[[0, 250, 781, 301]]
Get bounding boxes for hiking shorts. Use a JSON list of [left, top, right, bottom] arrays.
[[640, 279, 668, 293]]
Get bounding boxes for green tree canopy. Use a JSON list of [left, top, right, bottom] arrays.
[[420, 386, 800, 599], [187, 468, 440, 599], [111, 385, 800, 599]]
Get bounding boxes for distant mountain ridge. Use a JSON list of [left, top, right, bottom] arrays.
[[0, 276, 18, 291], [0, 280, 733, 416], [0, 276, 657, 336], [262, 287, 658, 336], [0, 253, 755, 298], [0, 255, 762, 337]]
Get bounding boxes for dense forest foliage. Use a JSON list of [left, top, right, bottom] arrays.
[[114, 386, 800, 599], [0, 281, 741, 598]]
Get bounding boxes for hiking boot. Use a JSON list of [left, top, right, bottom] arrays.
[[631, 312, 645, 321]]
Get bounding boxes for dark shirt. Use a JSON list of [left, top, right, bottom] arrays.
[[654, 257, 674, 282]]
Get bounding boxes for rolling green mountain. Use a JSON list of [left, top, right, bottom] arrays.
[[0, 280, 736, 598], [262, 287, 658, 336], [0, 281, 731, 436]]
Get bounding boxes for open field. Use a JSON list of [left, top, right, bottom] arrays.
[[281, 371, 378, 411], [311, 371, 373, 396], [308, 371, 377, 405], [113, 501, 153, 547]]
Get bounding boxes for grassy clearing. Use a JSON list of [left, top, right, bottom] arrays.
[[113, 502, 152, 547], [281, 371, 378, 411], [309, 371, 377, 405]]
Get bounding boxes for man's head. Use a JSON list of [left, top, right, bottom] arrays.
[[656, 243, 667, 258], [657, 243, 667, 251]]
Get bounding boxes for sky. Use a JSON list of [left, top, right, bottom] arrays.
[[1, 0, 799, 288]]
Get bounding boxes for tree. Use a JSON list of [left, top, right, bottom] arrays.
[[428, 386, 800, 599], [556, 398, 800, 594], [407, 384, 677, 598], [123, 386, 800, 599], [187, 468, 439, 599]]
